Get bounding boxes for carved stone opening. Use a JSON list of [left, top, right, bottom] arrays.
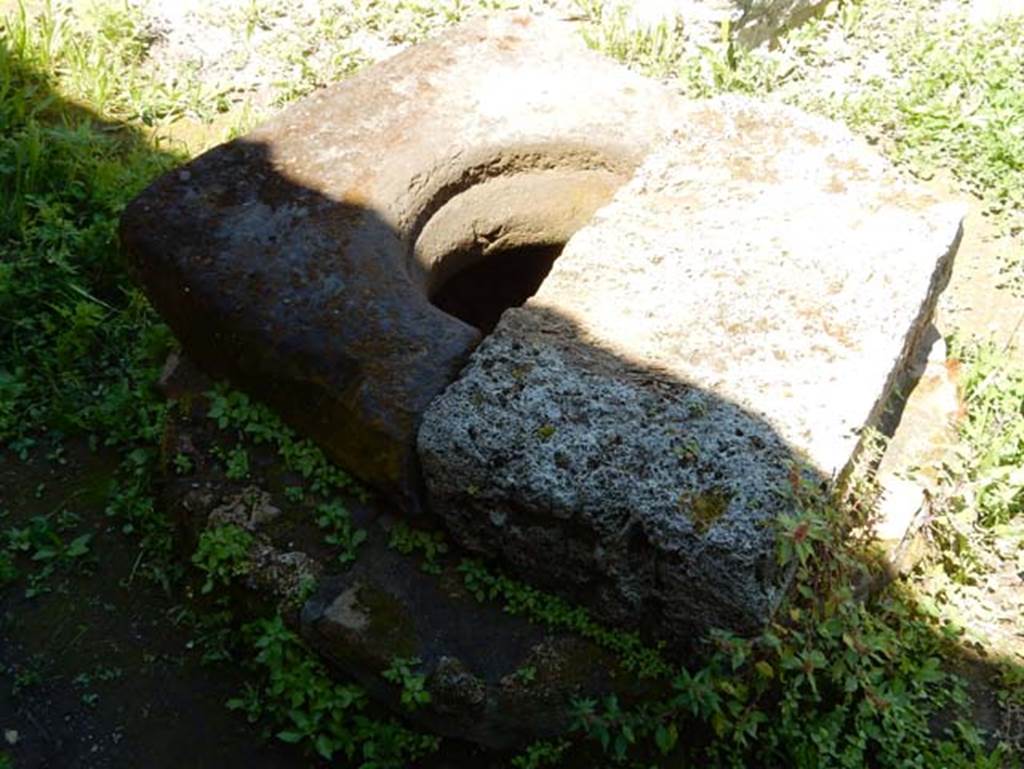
[[430, 242, 563, 333], [412, 166, 625, 334]]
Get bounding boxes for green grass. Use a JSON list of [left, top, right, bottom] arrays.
[[0, 2, 179, 451], [951, 342, 1024, 530], [0, 0, 187, 591], [820, 4, 1024, 233], [581, 0, 1024, 236], [575, 0, 787, 95], [1, 0, 1023, 767]]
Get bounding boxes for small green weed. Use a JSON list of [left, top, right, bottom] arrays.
[[223, 445, 250, 480], [315, 500, 367, 566], [509, 739, 572, 769], [570, 693, 646, 762], [206, 387, 363, 498], [104, 456, 179, 591], [172, 452, 193, 475], [228, 614, 439, 765], [387, 522, 447, 574], [458, 559, 671, 679], [381, 656, 431, 711], [191, 524, 254, 594], [514, 665, 536, 684], [3, 514, 93, 597], [71, 664, 121, 709]]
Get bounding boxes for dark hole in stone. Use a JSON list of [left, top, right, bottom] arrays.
[[625, 522, 648, 561], [431, 243, 564, 334]]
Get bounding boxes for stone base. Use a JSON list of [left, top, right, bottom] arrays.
[[128, 19, 963, 647], [864, 330, 964, 581], [121, 14, 685, 514], [418, 98, 963, 642], [158, 357, 657, 752], [301, 551, 654, 749]]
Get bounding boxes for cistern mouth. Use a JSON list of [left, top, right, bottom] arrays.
[[411, 148, 632, 333]]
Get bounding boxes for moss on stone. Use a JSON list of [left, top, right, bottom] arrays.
[[358, 583, 419, 660], [681, 489, 732, 535]]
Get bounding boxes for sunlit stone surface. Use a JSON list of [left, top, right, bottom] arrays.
[[418, 97, 963, 640]]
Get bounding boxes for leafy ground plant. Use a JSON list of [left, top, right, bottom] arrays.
[[491, 475, 1015, 767], [381, 656, 432, 711], [227, 615, 439, 765], [191, 524, 255, 594], [387, 521, 448, 574]]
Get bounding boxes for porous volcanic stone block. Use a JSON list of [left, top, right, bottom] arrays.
[[417, 97, 963, 640], [120, 15, 683, 512]]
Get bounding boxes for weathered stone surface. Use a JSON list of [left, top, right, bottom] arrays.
[[132, 13, 963, 645], [301, 538, 654, 749], [157, 355, 657, 749], [120, 15, 683, 513], [418, 97, 963, 640], [868, 331, 963, 578]]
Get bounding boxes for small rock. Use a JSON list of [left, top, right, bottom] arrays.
[[207, 487, 281, 531], [874, 477, 926, 544]]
